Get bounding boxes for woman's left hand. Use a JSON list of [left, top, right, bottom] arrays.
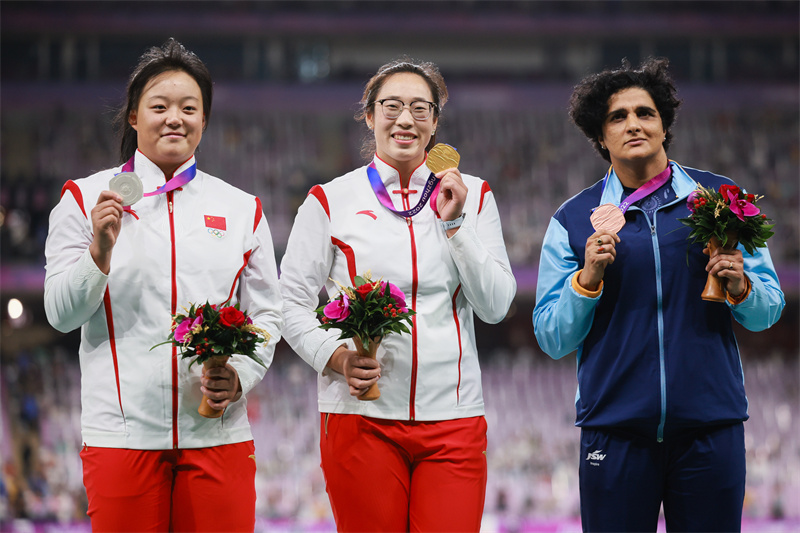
[[435, 167, 468, 235], [705, 246, 747, 298], [200, 362, 242, 411]]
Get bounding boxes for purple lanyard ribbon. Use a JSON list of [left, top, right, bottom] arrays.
[[367, 162, 439, 218], [119, 155, 197, 197], [603, 164, 672, 214]]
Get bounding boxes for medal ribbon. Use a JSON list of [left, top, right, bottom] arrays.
[[601, 163, 672, 214], [119, 155, 197, 197], [367, 162, 439, 218]]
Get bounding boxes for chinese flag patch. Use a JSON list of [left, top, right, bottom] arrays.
[[204, 215, 226, 230]]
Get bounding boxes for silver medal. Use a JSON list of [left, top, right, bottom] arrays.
[[109, 172, 143, 207]]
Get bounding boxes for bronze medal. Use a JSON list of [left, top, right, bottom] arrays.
[[590, 203, 626, 233], [426, 143, 460, 174]]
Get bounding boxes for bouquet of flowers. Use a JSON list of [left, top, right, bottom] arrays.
[[679, 183, 774, 301], [316, 272, 415, 401], [153, 301, 270, 417]]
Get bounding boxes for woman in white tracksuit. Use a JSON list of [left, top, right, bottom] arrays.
[[44, 39, 282, 532], [279, 57, 516, 532]]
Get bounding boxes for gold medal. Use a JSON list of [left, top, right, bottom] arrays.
[[109, 172, 143, 207], [426, 143, 460, 174], [590, 203, 626, 233]]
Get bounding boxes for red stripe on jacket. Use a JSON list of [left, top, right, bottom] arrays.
[[309, 185, 330, 220], [451, 285, 464, 405], [331, 238, 357, 285], [478, 182, 491, 214], [103, 289, 126, 419], [226, 198, 261, 302], [61, 181, 87, 218]]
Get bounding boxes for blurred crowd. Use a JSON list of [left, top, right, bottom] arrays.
[[2, 88, 798, 272]]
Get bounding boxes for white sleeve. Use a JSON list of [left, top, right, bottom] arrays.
[[44, 185, 109, 333], [446, 188, 517, 323], [279, 191, 347, 374], [230, 201, 284, 396]]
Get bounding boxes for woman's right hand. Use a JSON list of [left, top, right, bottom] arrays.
[[89, 190, 124, 274], [327, 345, 381, 397], [578, 231, 620, 291]]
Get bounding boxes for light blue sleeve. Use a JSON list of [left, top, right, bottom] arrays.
[[532, 217, 601, 359], [729, 244, 785, 331]]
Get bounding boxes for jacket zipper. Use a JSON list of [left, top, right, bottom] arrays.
[[401, 192, 419, 421], [168, 191, 179, 448], [649, 214, 667, 443], [645, 192, 687, 443]]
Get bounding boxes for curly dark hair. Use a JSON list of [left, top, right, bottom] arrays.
[[113, 38, 213, 163], [569, 57, 681, 163], [356, 57, 448, 160]]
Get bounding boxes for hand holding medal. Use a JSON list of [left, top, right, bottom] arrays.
[[581, 165, 673, 291], [366, 143, 463, 222], [427, 144, 467, 228]]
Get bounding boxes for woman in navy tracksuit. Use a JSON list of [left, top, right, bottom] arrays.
[[533, 58, 784, 532]]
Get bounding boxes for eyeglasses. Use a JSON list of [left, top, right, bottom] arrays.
[[376, 99, 437, 121]]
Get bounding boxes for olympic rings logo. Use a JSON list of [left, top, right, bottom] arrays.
[[207, 228, 225, 239]]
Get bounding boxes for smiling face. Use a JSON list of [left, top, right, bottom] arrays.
[[128, 70, 205, 177], [366, 72, 438, 177], [599, 87, 668, 182]]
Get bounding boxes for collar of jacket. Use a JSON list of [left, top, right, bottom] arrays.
[[126, 150, 199, 195], [598, 160, 698, 208], [371, 153, 434, 190]]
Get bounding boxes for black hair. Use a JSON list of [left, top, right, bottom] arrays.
[[569, 57, 681, 162], [113, 38, 213, 163]]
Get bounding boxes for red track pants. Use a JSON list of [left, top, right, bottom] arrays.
[[80, 441, 256, 532], [320, 413, 488, 532]]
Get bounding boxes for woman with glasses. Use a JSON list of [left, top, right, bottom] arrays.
[[279, 57, 516, 532]]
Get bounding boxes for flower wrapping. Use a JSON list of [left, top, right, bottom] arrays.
[[315, 272, 415, 352], [679, 184, 774, 256], [153, 301, 270, 369]]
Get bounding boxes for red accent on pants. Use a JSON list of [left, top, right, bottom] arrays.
[[320, 414, 488, 532], [80, 441, 256, 532]]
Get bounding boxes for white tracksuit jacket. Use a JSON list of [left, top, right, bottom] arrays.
[[44, 151, 283, 450], [279, 155, 516, 421]]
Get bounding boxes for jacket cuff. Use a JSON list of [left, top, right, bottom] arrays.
[[727, 275, 752, 305], [572, 269, 603, 298], [72, 248, 110, 297], [314, 336, 348, 374]]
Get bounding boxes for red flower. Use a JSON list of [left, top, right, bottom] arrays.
[[355, 283, 376, 300], [719, 184, 741, 202], [219, 306, 246, 328]]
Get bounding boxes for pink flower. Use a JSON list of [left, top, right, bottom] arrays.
[[323, 294, 350, 322], [724, 188, 760, 221], [686, 190, 699, 213], [382, 282, 408, 312], [174, 316, 202, 343]]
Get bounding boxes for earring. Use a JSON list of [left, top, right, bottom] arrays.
[[600, 143, 606, 150], [432, 129, 436, 135]]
